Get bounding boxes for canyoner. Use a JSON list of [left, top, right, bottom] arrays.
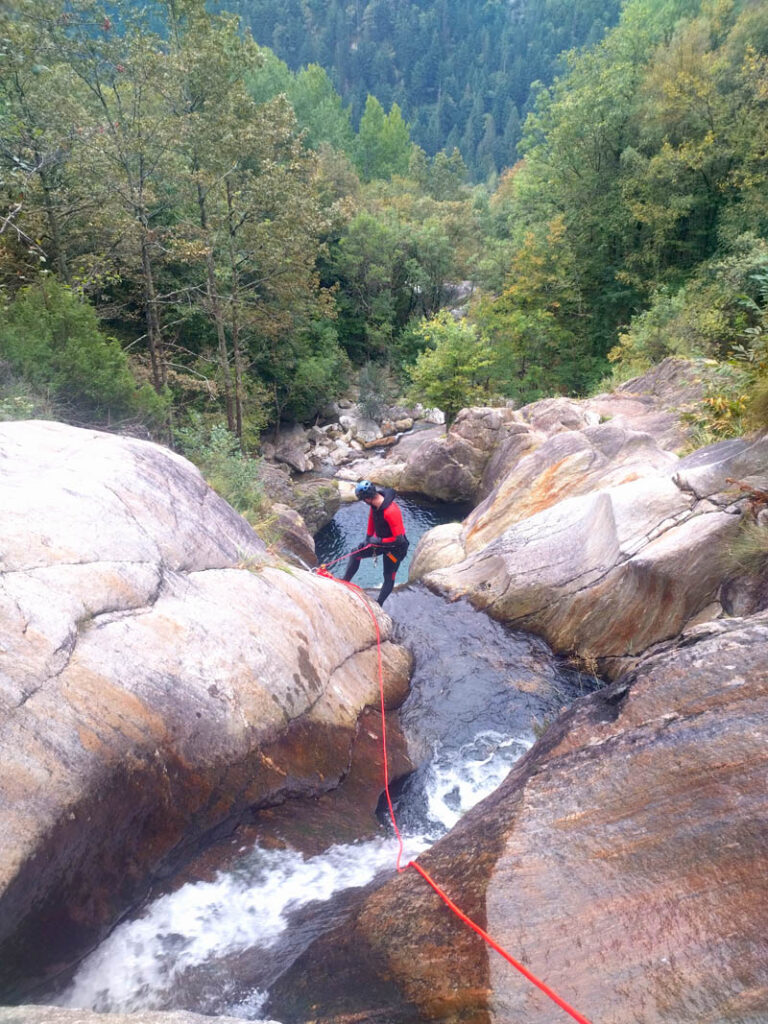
[[339, 481, 410, 606]]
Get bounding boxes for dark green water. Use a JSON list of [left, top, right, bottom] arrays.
[[314, 494, 472, 589]]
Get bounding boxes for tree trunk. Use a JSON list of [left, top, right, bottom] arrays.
[[198, 182, 236, 433], [225, 179, 245, 444], [39, 167, 70, 284], [140, 229, 164, 393]]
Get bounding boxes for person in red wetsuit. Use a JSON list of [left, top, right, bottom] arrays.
[[342, 480, 409, 605]]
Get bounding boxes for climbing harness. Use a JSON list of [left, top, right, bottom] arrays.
[[314, 550, 595, 1024]]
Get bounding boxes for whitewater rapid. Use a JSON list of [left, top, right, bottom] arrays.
[[59, 729, 531, 1019]]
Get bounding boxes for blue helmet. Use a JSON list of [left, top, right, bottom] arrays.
[[355, 479, 377, 501]]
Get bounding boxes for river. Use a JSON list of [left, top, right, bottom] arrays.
[[53, 500, 597, 1022]]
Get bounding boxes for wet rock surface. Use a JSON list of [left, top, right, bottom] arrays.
[[0, 1010, 271, 1024], [3, 360, 766, 1024], [266, 611, 768, 1024], [39, 586, 589, 1021], [0, 421, 410, 999]]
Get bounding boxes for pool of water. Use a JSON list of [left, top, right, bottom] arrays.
[[314, 494, 471, 588]]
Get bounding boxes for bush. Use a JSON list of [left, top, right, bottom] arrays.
[[357, 361, 398, 420], [726, 520, 768, 582], [608, 236, 768, 373], [0, 364, 59, 421], [406, 312, 495, 427], [680, 363, 752, 448], [175, 414, 266, 520], [745, 375, 768, 432], [0, 279, 168, 427]]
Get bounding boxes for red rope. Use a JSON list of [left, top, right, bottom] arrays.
[[314, 563, 594, 1024], [315, 543, 373, 572]]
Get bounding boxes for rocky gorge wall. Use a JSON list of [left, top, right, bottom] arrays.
[[2, 357, 767, 1024], [267, 611, 768, 1024], [401, 360, 768, 678], [253, 357, 767, 1024]]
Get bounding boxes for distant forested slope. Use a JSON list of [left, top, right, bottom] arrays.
[[230, 0, 621, 179]]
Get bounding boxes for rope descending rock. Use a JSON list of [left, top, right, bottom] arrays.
[[314, 554, 595, 1024]]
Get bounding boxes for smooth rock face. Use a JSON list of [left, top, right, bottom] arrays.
[[415, 434, 767, 673], [335, 458, 407, 491], [585, 356, 714, 450], [408, 522, 465, 579], [465, 424, 679, 553], [270, 503, 317, 567], [518, 395, 599, 434], [394, 359, 713, 508], [673, 434, 768, 498], [399, 408, 519, 501], [267, 612, 768, 1024], [0, 421, 410, 996]]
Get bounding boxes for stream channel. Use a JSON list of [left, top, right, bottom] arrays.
[[52, 496, 597, 1023]]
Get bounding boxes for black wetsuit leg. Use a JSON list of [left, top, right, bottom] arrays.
[[342, 545, 377, 582], [377, 549, 403, 605]]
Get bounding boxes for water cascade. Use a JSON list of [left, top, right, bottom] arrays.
[[56, 504, 595, 1021]]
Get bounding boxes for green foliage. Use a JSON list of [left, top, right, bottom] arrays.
[[745, 375, 768, 432], [175, 414, 267, 519], [247, 52, 355, 152], [357, 361, 398, 420], [0, 375, 58, 422], [253, 319, 351, 425], [409, 146, 468, 199], [354, 96, 413, 181], [406, 312, 495, 426], [727, 520, 768, 577], [231, 0, 623, 180], [329, 199, 464, 366], [610, 238, 768, 371], [606, 236, 768, 418], [5, 0, 768, 442], [680, 363, 752, 448], [0, 280, 168, 425], [475, 216, 601, 402]]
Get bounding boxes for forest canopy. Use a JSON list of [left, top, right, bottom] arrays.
[[1, 0, 766, 453]]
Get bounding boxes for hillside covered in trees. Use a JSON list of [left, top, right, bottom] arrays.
[[1, 0, 767, 504], [230, 0, 622, 180]]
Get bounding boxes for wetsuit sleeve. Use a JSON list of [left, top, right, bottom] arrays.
[[367, 508, 375, 537], [380, 503, 406, 543]]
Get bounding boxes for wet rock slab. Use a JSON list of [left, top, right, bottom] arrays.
[[265, 612, 768, 1024], [0, 421, 411, 999], [0, 1009, 276, 1024]]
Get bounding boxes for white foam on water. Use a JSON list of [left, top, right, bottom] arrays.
[[59, 729, 531, 1018], [423, 730, 533, 832], [60, 835, 428, 1015]]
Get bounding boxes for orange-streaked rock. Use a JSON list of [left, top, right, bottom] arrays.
[[266, 612, 768, 1024], [0, 421, 411, 998]]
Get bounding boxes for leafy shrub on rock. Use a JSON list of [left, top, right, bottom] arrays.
[[407, 312, 495, 428]]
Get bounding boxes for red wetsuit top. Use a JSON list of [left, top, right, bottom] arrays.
[[367, 488, 407, 546]]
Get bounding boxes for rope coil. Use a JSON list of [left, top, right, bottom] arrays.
[[315, 558, 594, 1024]]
